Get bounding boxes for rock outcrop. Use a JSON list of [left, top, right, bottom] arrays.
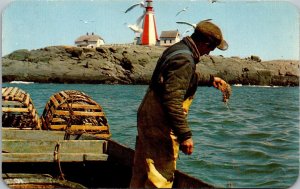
[[2, 45, 299, 86]]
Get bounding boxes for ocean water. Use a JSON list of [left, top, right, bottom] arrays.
[[2, 83, 299, 188]]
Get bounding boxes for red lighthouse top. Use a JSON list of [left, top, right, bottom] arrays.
[[145, 0, 153, 12], [140, 0, 158, 45]]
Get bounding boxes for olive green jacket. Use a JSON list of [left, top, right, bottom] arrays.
[[146, 37, 200, 142]]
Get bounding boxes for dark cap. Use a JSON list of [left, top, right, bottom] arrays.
[[194, 20, 228, 50]]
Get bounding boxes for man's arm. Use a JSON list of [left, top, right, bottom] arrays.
[[161, 55, 194, 143]]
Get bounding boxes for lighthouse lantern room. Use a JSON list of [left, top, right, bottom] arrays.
[[140, 0, 158, 45]]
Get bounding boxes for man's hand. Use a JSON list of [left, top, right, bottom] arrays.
[[212, 77, 226, 90], [180, 138, 194, 155], [211, 76, 232, 102]]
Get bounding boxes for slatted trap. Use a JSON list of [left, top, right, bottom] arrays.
[[41, 90, 111, 138], [2, 87, 41, 129]]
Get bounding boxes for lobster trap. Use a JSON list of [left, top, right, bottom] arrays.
[[2, 87, 41, 129], [41, 90, 111, 138]]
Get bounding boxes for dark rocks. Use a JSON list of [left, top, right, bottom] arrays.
[[2, 45, 299, 86]]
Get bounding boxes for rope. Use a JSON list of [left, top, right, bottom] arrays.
[[54, 142, 65, 180], [59, 91, 108, 139]]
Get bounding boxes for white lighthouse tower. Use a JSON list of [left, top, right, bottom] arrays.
[[140, 0, 158, 45]]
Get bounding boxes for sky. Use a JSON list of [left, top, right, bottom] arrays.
[[1, 0, 299, 61]]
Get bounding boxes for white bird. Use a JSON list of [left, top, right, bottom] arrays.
[[127, 24, 143, 33], [136, 11, 146, 26], [182, 27, 194, 36], [124, 0, 145, 13], [80, 19, 95, 24], [176, 19, 212, 28], [209, 0, 221, 3], [176, 6, 188, 16], [176, 21, 197, 28]]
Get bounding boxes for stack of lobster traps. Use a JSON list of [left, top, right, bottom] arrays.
[[2, 87, 111, 139], [41, 90, 111, 139], [2, 87, 41, 129]]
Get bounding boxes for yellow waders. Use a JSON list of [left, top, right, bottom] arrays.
[[130, 89, 194, 188]]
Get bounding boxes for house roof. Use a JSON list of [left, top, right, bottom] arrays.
[[75, 33, 103, 43], [160, 30, 179, 38]]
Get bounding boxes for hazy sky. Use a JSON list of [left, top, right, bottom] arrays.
[[1, 0, 299, 61]]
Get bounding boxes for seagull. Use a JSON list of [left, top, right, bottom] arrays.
[[176, 21, 197, 28], [127, 23, 143, 33], [124, 0, 145, 13], [176, 6, 188, 16], [182, 27, 194, 36], [176, 19, 213, 28], [80, 19, 95, 24], [209, 0, 221, 3], [136, 11, 146, 26]]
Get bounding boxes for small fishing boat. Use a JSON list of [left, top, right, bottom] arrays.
[[2, 129, 213, 188], [2, 89, 214, 188]]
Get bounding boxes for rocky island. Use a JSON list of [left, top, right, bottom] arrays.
[[2, 45, 299, 86]]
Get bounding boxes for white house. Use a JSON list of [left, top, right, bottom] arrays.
[[75, 32, 105, 48], [159, 30, 180, 47]]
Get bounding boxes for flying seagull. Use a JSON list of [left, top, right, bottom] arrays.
[[124, 0, 145, 13], [125, 23, 143, 33], [176, 6, 188, 16], [80, 19, 95, 24], [176, 21, 197, 28], [125, 11, 145, 33], [136, 11, 146, 26], [176, 19, 213, 28], [209, 0, 222, 3], [182, 27, 194, 36]]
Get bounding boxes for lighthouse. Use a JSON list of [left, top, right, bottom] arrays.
[[140, 0, 158, 45]]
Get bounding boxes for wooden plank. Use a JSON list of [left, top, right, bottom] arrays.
[[50, 106, 55, 115], [15, 89, 23, 99], [2, 101, 23, 106], [54, 93, 64, 103], [50, 95, 60, 108], [60, 103, 101, 110], [54, 110, 104, 117], [20, 93, 25, 103], [28, 104, 33, 112], [9, 87, 18, 98], [2, 87, 6, 94], [44, 102, 50, 111], [24, 94, 30, 106], [2, 140, 107, 154], [2, 129, 67, 140], [2, 153, 108, 163], [60, 91, 69, 99], [52, 117, 66, 123], [49, 125, 108, 131], [2, 87, 13, 97], [2, 107, 29, 113]]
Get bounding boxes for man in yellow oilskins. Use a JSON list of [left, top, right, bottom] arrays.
[[130, 19, 229, 188]]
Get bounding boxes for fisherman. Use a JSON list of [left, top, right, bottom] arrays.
[[130, 20, 230, 188]]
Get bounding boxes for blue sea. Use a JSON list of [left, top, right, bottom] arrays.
[[2, 83, 299, 188]]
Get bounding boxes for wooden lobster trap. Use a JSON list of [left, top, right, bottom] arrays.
[[2, 87, 41, 129], [41, 90, 111, 138]]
